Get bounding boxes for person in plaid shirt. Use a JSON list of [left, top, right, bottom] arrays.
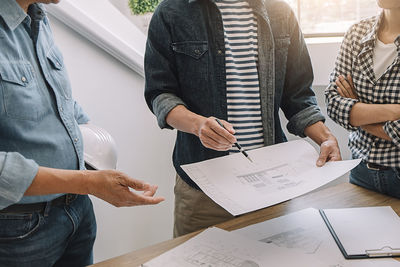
[[326, 0, 400, 198]]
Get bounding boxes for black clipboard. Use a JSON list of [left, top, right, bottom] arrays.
[[319, 209, 400, 259]]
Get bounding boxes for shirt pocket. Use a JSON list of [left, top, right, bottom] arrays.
[[171, 41, 209, 99], [0, 61, 47, 121], [46, 46, 72, 100]]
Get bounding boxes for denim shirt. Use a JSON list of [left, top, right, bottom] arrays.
[[0, 1, 89, 209], [145, 0, 324, 189]]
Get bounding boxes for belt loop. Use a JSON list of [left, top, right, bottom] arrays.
[[65, 194, 76, 205], [43, 201, 52, 217]]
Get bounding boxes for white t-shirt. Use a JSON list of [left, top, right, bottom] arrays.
[[373, 38, 397, 79]]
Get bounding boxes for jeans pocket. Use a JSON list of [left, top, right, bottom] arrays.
[[0, 212, 42, 242]]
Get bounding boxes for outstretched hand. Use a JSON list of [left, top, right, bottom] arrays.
[[87, 170, 165, 207]]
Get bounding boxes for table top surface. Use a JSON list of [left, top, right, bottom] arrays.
[[93, 182, 400, 267]]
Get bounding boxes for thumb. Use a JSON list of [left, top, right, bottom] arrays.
[[317, 147, 329, 167]]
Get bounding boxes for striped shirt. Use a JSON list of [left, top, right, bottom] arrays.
[[215, 0, 264, 153]]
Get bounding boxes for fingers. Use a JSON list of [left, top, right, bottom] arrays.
[[202, 126, 232, 146], [316, 146, 329, 167], [316, 140, 342, 167], [119, 180, 164, 206], [220, 120, 236, 135], [335, 77, 350, 98], [347, 74, 358, 99], [122, 176, 148, 191], [208, 119, 236, 144], [198, 117, 236, 151], [202, 139, 232, 151], [347, 74, 355, 89], [335, 75, 357, 99]]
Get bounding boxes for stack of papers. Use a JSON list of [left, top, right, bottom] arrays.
[[143, 209, 400, 267]]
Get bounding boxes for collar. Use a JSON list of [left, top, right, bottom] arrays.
[[0, 0, 45, 31], [0, 0, 28, 31], [360, 12, 383, 48]]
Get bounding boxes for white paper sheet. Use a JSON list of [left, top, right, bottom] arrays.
[[142, 227, 327, 267], [181, 140, 361, 215], [233, 208, 400, 267]]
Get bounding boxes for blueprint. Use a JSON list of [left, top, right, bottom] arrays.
[[233, 208, 400, 267], [142, 227, 327, 267], [181, 140, 361, 215]]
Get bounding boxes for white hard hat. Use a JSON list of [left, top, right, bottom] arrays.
[[79, 124, 118, 170]]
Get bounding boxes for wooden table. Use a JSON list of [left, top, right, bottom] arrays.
[[93, 182, 400, 266]]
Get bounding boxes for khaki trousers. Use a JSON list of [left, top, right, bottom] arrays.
[[173, 174, 235, 237]]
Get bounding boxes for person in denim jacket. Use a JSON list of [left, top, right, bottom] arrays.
[[0, 0, 164, 266], [145, 0, 341, 237]]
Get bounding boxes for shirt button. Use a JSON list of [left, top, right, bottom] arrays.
[[59, 107, 63, 112], [56, 62, 61, 68], [194, 49, 201, 54], [217, 50, 223, 55], [21, 76, 27, 82], [74, 138, 78, 143]]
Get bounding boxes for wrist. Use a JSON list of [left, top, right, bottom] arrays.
[[192, 115, 207, 137], [304, 121, 335, 145], [79, 170, 95, 195]]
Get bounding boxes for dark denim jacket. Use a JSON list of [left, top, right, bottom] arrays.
[[145, 0, 325, 189]]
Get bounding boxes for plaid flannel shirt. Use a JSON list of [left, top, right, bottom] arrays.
[[325, 14, 400, 167]]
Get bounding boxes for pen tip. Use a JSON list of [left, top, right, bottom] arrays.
[[248, 157, 253, 163]]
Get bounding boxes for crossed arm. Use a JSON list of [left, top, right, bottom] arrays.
[[334, 74, 400, 141]]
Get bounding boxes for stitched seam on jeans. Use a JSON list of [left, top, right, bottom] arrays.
[[0, 213, 42, 241]]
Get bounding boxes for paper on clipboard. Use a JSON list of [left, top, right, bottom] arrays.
[[320, 206, 400, 259]]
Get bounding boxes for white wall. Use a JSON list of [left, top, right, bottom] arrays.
[[49, 13, 349, 263]]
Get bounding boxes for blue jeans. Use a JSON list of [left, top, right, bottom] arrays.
[[350, 161, 400, 199], [0, 195, 96, 267]]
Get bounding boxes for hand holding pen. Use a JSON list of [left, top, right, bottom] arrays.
[[215, 118, 253, 163], [196, 117, 237, 151]]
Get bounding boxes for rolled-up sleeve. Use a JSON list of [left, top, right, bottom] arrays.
[[0, 152, 39, 209], [144, 5, 187, 130], [152, 93, 187, 129], [280, 7, 325, 137], [384, 121, 400, 147], [73, 101, 90, 125], [287, 106, 325, 137], [325, 25, 359, 132]]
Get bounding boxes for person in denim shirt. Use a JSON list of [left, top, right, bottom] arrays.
[[145, 0, 341, 237], [0, 0, 164, 266]]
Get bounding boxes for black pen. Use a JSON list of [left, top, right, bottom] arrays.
[[215, 118, 253, 163]]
